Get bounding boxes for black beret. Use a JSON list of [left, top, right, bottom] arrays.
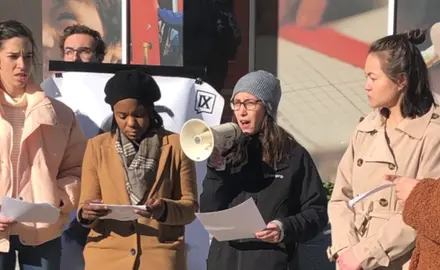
[[104, 69, 161, 107]]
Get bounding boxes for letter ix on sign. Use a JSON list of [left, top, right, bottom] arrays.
[[195, 90, 216, 114]]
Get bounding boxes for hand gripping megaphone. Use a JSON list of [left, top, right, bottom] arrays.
[[180, 119, 242, 162]]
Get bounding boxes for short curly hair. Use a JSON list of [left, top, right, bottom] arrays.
[[59, 24, 107, 62]]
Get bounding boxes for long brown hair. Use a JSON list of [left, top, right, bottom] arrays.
[[228, 113, 297, 167]]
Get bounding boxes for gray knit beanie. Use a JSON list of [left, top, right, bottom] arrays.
[[231, 70, 281, 119]]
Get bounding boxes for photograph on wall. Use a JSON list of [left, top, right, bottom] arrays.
[[254, 0, 389, 183], [395, 0, 440, 99], [42, 0, 123, 79], [42, 0, 184, 79], [130, 0, 183, 67]]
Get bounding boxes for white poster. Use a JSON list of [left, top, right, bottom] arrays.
[[41, 72, 225, 270]]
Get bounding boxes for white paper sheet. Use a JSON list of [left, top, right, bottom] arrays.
[[348, 183, 395, 208], [195, 198, 266, 241], [1, 197, 60, 224], [90, 203, 148, 221]]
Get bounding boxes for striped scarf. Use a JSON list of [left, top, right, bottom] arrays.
[[115, 128, 161, 205]]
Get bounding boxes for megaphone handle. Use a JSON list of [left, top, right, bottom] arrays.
[[215, 162, 226, 171], [207, 148, 227, 171], [207, 158, 226, 171]]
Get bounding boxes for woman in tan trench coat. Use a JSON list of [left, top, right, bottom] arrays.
[[76, 70, 198, 270], [327, 29, 440, 270]]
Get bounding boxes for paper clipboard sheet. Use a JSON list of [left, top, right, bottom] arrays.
[[348, 183, 394, 208], [90, 203, 147, 221], [195, 198, 266, 241], [1, 197, 60, 224]]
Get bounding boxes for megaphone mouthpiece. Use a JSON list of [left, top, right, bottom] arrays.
[[194, 131, 212, 146]]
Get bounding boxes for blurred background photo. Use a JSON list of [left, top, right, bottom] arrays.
[[395, 0, 440, 99], [42, 0, 183, 79]]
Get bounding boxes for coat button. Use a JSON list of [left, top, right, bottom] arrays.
[[388, 163, 396, 170], [130, 248, 136, 256], [357, 158, 363, 166], [432, 113, 439, 119], [379, 198, 388, 207]]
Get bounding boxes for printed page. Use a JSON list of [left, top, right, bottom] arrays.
[[195, 198, 266, 241]]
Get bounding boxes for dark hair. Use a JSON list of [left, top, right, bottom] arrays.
[[0, 20, 38, 65], [110, 106, 164, 133], [229, 114, 297, 167], [369, 28, 436, 118], [59, 24, 107, 62]]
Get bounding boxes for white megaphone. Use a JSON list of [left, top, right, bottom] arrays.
[[180, 119, 242, 162]]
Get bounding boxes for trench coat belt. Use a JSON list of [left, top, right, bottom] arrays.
[[354, 202, 401, 236]]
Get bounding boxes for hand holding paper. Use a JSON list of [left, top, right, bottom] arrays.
[[385, 174, 420, 202], [134, 198, 166, 220], [0, 215, 16, 232], [255, 222, 282, 243], [82, 200, 112, 221], [89, 203, 148, 221]]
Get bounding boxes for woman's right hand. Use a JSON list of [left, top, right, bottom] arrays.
[[207, 147, 225, 169], [0, 216, 16, 232], [81, 200, 111, 221]]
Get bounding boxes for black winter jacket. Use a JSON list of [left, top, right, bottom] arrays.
[[200, 138, 328, 270]]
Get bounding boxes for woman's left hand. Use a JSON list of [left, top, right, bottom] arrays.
[[385, 175, 420, 202], [255, 222, 281, 243], [337, 250, 362, 270], [134, 198, 166, 220]]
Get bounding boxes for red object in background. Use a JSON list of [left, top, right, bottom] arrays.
[[130, 0, 161, 65], [178, 0, 183, 12], [279, 25, 369, 68], [224, 0, 250, 89]]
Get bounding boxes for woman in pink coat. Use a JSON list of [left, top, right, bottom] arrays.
[[0, 20, 86, 270]]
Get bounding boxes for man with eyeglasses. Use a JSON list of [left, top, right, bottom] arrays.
[[60, 24, 107, 63], [57, 24, 107, 270]]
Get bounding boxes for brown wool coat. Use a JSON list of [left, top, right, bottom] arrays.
[[403, 178, 440, 270], [77, 130, 198, 270], [328, 106, 440, 270]]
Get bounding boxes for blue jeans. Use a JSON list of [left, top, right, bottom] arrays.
[[0, 235, 61, 270], [60, 219, 90, 270]]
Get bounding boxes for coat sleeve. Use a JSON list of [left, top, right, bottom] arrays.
[[199, 166, 238, 213], [349, 133, 440, 269], [160, 148, 198, 226], [327, 134, 360, 259], [57, 117, 87, 214], [76, 139, 102, 228], [278, 146, 328, 244], [403, 178, 440, 244]]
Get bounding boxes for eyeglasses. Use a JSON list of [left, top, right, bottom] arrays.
[[230, 99, 261, 111], [64, 47, 94, 60]]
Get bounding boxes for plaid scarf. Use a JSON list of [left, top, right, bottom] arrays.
[[115, 128, 161, 205]]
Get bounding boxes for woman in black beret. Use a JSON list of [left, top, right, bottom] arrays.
[[75, 69, 198, 270]]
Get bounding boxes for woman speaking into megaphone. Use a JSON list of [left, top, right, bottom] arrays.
[[200, 70, 329, 270]]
